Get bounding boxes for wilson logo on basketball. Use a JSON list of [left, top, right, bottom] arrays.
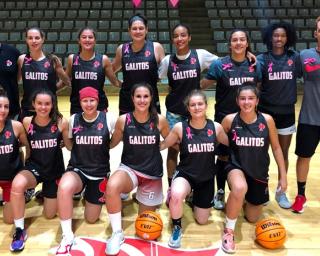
[[49, 236, 220, 256]]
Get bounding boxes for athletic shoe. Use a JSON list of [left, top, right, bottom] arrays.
[[10, 228, 27, 252], [35, 190, 44, 201], [56, 235, 74, 255], [168, 225, 182, 248], [291, 195, 307, 213], [221, 228, 235, 254], [120, 193, 129, 201], [24, 188, 35, 203], [213, 189, 225, 210], [165, 187, 171, 207], [275, 191, 291, 209], [105, 230, 125, 255]]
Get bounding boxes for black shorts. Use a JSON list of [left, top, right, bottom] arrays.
[[225, 163, 269, 205], [258, 106, 295, 130], [173, 170, 215, 208], [24, 165, 61, 199], [67, 167, 109, 205], [295, 123, 320, 158]]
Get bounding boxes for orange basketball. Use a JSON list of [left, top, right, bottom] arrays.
[[135, 211, 163, 240], [255, 217, 286, 249]]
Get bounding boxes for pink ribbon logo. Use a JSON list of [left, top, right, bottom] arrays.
[[222, 63, 232, 70], [24, 56, 33, 64], [268, 62, 273, 73], [304, 58, 316, 64], [171, 62, 178, 72], [28, 123, 34, 135], [73, 55, 80, 66], [126, 113, 132, 125], [186, 127, 192, 139], [232, 129, 238, 141], [124, 43, 130, 54], [72, 125, 83, 134]]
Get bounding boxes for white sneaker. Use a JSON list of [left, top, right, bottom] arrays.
[[213, 189, 225, 210], [56, 235, 74, 255], [105, 230, 125, 255]]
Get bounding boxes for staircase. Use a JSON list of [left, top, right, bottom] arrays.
[[179, 0, 215, 53]]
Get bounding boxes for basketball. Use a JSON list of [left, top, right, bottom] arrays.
[[255, 217, 286, 249], [135, 211, 163, 240]]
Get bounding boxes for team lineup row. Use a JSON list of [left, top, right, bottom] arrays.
[[1, 13, 320, 255]]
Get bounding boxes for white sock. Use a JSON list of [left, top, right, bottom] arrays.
[[60, 219, 74, 239], [225, 216, 237, 231], [108, 212, 122, 233], [14, 218, 24, 230]]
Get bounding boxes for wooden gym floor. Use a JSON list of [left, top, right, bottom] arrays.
[[0, 95, 320, 255]]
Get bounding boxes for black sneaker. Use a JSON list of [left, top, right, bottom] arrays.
[[10, 228, 27, 252], [24, 188, 35, 203]]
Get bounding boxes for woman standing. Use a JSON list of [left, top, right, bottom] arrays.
[[112, 14, 165, 115], [201, 29, 261, 210], [160, 90, 228, 248], [0, 87, 28, 224], [105, 83, 169, 256], [56, 87, 115, 255], [220, 85, 287, 253], [17, 27, 70, 120], [10, 89, 70, 252], [64, 27, 119, 114], [158, 24, 219, 193], [257, 22, 301, 209]]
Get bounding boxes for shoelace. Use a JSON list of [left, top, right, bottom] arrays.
[[172, 227, 181, 240], [13, 229, 23, 241]]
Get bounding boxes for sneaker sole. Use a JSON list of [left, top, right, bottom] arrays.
[[221, 245, 236, 254], [105, 238, 125, 255], [10, 234, 28, 252], [168, 241, 181, 248], [292, 202, 306, 214]]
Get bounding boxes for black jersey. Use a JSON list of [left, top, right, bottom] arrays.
[[121, 113, 163, 177], [0, 44, 20, 117], [228, 112, 270, 181], [206, 56, 260, 122], [120, 40, 160, 113], [69, 111, 110, 177], [258, 50, 302, 113], [0, 120, 22, 180], [26, 118, 64, 180], [70, 53, 108, 114], [21, 55, 57, 112], [166, 49, 201, 117], [177, 120, 217, 182]]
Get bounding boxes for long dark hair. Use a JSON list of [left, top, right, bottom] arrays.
[[131, 83, 158, 127], [128, 13, 148, 28], [228, 29, 252, 54], [31, 89, 62, 124], [25, 27, 60, 66], [77, 27, 96, 53], [0, 86, 9, 100], [262, 22, 297, 50]]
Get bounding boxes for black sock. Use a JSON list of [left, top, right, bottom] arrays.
[[172, 218, 182, 228], [168, 177, 172, 187], [297, 181, 306, 196], [216, 159, 227, 191]]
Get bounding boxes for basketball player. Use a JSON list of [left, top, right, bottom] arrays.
[[158, 24, 219, 198], [258, 22, 302, 209], [112, 14, 165, 115], [201, 29, 261, 210], [160, 90, 228, 248], [292, 16, 320, 213], [10, 89, 70, 252], [0, 43, 20, 119], [220, 85, 287, 253], [0, 87, 28, 225], [56, 87, 115, 255], [105, 83, 169, 256], [17, 27, 70, 120], [63, 27, 119, 115]]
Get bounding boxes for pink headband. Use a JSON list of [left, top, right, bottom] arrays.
[[79, 87, 99, 101]]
